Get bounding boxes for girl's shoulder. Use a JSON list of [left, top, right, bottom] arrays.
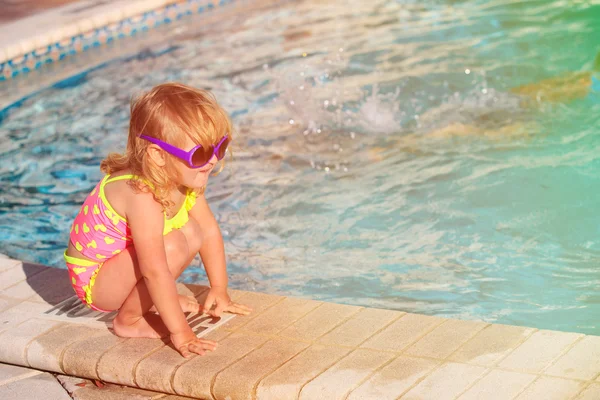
[[103, 171, 159, 218], [104, 170, 152, 191]]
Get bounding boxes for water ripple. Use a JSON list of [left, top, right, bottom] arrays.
[[1, 0, 599, 334]]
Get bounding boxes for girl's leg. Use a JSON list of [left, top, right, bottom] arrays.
[[92, 217, 203, 338]]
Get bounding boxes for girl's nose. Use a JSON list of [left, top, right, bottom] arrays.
[[207, 153, 218, 165]]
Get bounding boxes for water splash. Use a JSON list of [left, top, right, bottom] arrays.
[[354, 84, 402, 134], [274, 51, 408, 136]]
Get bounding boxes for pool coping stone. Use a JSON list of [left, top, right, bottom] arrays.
[[0, 0, 239, 82], [0, 256, 599, 399]]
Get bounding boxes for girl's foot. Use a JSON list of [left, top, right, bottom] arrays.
[[149, 294, 201, 314], [112, 313, 168, 339]]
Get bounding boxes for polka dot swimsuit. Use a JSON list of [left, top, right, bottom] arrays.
[[65, 174, 197, 311], [69, 175, 132, 261]]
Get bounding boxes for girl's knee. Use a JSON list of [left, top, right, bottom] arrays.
[[164, 229, 189, 268], [182, 217, 203, 254]]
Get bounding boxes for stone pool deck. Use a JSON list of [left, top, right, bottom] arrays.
[[0, 255, 599, 399]]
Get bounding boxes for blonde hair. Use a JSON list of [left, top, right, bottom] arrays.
[[100, 82, 233, 210]]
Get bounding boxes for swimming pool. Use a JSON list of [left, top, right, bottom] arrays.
[[1, 0, 599, 335]]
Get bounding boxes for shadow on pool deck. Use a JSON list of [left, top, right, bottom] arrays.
[[1, 261, 74, 305], [3, 262, 220, 333]]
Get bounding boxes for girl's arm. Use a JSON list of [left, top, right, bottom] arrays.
[[127, 190, 191, 335], [189, 194, 228, 289], [189, 194, 252, 317]]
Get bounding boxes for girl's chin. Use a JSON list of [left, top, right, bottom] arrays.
[[191, 174, 209, 187], [181, 169, 212, 188]]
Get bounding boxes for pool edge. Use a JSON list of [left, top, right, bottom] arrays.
[[0, 254, 598, 399]]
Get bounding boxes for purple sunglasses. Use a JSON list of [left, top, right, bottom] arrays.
[[139, 134, 231, 169]]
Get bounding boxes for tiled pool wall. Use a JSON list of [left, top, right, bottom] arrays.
[[0, 0, 238, 81]]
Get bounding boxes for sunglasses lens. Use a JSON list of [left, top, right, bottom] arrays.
[[216, 136, 231, 160], [190, 136, 231, 167], [191, 146, 212, 167]]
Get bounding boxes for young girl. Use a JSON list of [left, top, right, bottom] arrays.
[[64, 82, 252, 358]]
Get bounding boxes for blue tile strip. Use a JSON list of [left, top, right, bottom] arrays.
[[0, 0, 237, 82]]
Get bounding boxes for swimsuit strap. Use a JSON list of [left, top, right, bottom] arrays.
[[104, 174, 137, 184], [104, 174, 156, 191]]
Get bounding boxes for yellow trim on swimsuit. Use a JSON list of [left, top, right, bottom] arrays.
[[98, 174, 128, 225], [100, 174, 197, 235], [163, 190, 197, 234], [64, 251, 101, 267], [64, 251, 106, 311], [84, 266, 101, 306]]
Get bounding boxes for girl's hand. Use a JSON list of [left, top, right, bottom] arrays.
[[171, 329, 217, 358], [202, 286, 253, 317]]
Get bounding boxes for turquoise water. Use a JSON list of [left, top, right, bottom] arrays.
[[1, 0, 599, 334]]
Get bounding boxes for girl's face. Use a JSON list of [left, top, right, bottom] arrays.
[[172, 135, 218, 189]]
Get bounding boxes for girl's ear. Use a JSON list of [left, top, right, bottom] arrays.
[[147, 144, 166, 167]]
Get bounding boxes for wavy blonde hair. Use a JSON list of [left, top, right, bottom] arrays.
[[100, 82, 233, 210]]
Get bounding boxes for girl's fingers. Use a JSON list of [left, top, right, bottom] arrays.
[[188, 343, 205, 356], [201, 339, 218, 351], [180, 339, 217, 357], [230, 307, 250, 315], [178, 346, 192, 358], [225, 303, 253, 315], [191, 339, 217, 353], [235, 303, 253, 312], [202, 294, 215, 314], [203, 295, 253, 316], [214, 300, 230, 317]]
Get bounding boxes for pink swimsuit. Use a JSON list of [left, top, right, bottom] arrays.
[[70, 179, 132, 260], [64, 174, 197, 311]]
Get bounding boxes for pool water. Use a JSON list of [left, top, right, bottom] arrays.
[[1, 0, 599, 334]]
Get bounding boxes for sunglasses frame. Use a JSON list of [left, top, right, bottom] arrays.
[[139, 134, 230, 169]]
